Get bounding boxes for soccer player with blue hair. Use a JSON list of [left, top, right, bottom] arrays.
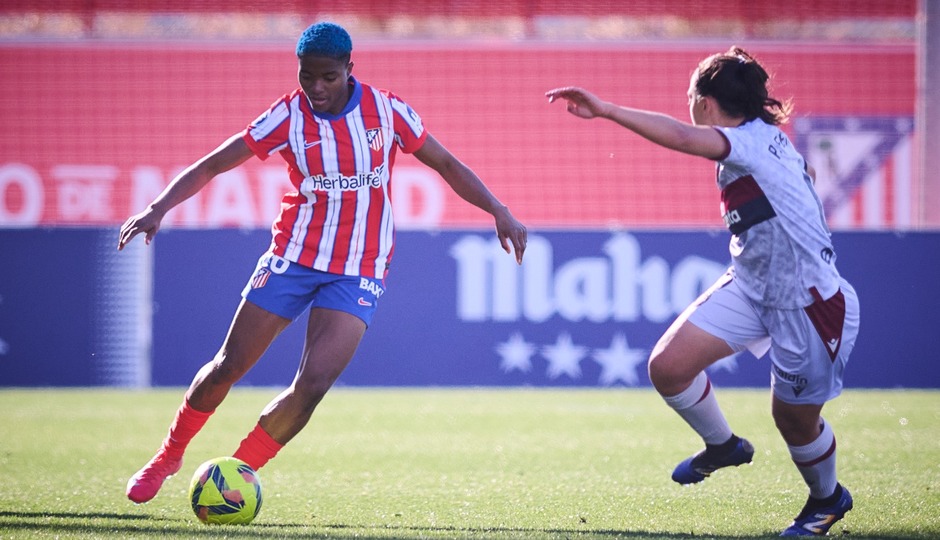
[[295, 21, 352, 59], [121, 21, 527, 504]]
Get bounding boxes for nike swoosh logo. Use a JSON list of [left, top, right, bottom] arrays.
[[357, 297, 373, 307], [304, 140, 322, 149]]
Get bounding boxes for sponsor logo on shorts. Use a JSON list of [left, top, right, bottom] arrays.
[[357, 297, 373, 307], [774, 365, 808, 397], [250, 268, 271, 289], [358, 277, 385, 299]]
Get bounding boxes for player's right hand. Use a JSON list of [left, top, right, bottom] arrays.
[[545, 86, 608, 120], [118, 208, 164, 250]]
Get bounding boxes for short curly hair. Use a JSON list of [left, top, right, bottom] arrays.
[[296, 22, 352, 60]]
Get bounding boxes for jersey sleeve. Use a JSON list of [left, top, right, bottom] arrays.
[[712, 126, 733, 161], [716, 125, 742, 163], [718, 121, 779, 171], [241, 93, 294, 161], [385, 92, 428, 153]]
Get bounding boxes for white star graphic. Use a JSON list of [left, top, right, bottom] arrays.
[[495, 332, 536, 373], [542, 333, 588, 380], [592, 333, 647, 386]]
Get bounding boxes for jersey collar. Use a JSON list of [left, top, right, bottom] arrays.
[[310, 76, 363, 121]]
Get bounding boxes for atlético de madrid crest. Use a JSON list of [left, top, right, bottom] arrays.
[[366, 128, 383, 151]]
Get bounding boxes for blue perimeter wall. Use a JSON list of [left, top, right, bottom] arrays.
[[1, 229, 938, 389]]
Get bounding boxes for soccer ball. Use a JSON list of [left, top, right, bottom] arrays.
[[188, 457, 263, 525]]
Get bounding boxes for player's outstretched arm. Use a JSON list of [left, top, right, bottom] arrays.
[[545, 86, 611, 119], [545, 86, 727, 160], [118, 134, 254, 250], [413, 134, 527, 264]]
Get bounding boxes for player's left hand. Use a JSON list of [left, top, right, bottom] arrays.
[[493, 206, 527, 265]]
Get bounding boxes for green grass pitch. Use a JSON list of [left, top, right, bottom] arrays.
[[1, 388, 937, 539]]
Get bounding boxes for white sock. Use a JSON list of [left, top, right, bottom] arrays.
[[788, 418, 838, 499], [661, 372, 733, 445]]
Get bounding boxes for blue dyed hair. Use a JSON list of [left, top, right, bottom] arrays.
[[296, 22, 352, 60]]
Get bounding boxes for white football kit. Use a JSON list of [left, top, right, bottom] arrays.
[[687, 119, 860, 404]]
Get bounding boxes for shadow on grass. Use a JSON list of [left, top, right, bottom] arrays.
[[0, 511, 152, 521], [0, 511, 929, 540], [315, 522, 938, 540]]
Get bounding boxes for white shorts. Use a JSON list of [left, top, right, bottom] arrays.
[[687, 271, 860, 405]]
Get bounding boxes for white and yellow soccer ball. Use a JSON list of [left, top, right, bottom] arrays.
[[188, 457, 262, 525]]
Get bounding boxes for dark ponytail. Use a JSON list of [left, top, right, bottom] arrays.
[[693, 46, 791, 125]]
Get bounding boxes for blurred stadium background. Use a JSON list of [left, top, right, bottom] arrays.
[[0, 1, 938, 389]]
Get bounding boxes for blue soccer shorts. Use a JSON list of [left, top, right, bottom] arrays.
[[241, 253, 386, 326]]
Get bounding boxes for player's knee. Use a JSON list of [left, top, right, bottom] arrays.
[[206, 353, 252, 386], [648, 351, 691, 393], [772, 407, 822, 445], [290, 375, 333, 408]]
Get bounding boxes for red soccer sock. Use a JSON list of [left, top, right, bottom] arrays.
[[161, 400, 214, 459], [233, 422, 284, 471]]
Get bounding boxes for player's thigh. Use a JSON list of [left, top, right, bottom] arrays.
[[296, 271, 381, 380], [666, 275, 769, 358], [219, 299, 291, 370], [295, 307, 367, 390], [650, 320, 735, 383]]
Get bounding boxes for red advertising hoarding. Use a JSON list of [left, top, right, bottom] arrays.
[[0, 41, 915, 229]]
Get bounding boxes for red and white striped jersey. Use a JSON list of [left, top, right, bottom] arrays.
[[242, 77, 427, 279]]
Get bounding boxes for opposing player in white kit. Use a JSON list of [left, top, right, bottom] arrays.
[[119, 22, 527, 505], [547, 47, 859, 536]]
